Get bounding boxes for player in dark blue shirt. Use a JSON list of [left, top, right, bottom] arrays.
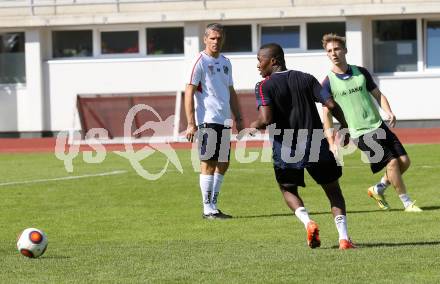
[[249, 43, 355, 249]]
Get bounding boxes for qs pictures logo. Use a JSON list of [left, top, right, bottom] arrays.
[[55, 104, 183, 181], [115, 104, 183, 180]]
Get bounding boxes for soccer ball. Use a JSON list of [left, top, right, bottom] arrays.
[[17, 228, 48, 258]]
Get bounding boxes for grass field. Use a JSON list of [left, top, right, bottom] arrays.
[[1, 144, 439, 283]]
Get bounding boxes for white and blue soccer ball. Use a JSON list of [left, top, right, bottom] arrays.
[[17, 228, 48, 258]]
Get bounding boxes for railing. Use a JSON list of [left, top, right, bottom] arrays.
[[0, 0, 211, 15], [3, 0, 420, 15], [0, 0, 204, 6]]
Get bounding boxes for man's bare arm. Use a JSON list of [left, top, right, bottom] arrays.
[[371, 88, 396, 127], [229, 86, 244, 132], [184, 84, 198, 142], [249, 106, 273, 130]]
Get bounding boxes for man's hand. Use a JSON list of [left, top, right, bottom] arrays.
[[387, 112, 396, 128], [335, 129, 350, 147], [329, 142, 339, 158], [186, 124, 198, 142], [249, 121, 258, 129], [248, 121, 261, 136], [236, 127, 258, 140], [235, 119, 244, 133], [237, 120, 258, 140]]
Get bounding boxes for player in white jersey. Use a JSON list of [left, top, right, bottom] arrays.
[[185, 23, 243, 219]]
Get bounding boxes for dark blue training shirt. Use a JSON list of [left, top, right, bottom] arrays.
[[254, 70, 334, 169]]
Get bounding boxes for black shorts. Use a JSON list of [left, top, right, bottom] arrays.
[[355, 122, 407, 173], [274, 160, 342, 188], [198, 123, 231, 162]]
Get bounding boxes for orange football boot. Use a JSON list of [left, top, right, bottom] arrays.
[[339, 239, 356, 250], [306, 221, 321, 249]]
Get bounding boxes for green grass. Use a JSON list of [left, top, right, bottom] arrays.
[[1, 144, 440, 283]]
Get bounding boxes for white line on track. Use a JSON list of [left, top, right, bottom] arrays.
[[0, 170, 127, 187]]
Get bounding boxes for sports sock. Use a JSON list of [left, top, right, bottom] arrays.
[[200, 174, 214, 215], [374, 177, 390, 195], [211, 173, 224, 212], [294, 207, 311, 228], [334, 215, 349, 241], [381, 177, 390, 186], [399, 194, 413, 208]]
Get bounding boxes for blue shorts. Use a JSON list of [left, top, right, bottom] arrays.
[[271, 131, 341, 187], [198, 123, 231, 162], [274, 160, 342, 188], [271, 133, 336, 169]]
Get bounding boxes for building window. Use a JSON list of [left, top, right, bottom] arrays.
[[0, 32, 25, 84], [261, 26, 300, 49], [373, 19, 417, 73], [52, 30, 93, 58], [146, 27, 183, 55], [427, 21, 440, 68], [101, 31, 139, 54], [222, 25, 252, 52], [307, 22, 346, 50]]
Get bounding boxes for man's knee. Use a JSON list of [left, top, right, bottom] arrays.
[[387, 158, 399, 170], [216, 162, 230, 175], [399, 155, 411, 171], [201, 161, 217, 175], [279, 183, 298, 195]]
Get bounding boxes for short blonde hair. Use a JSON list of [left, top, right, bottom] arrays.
[[205, 23, 224, 37], [322, 33, 346, 50]]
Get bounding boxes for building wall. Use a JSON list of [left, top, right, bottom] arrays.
[[0, 1, 439, 134], [45, 57, 187, 130], [0, 85, 22, 131], [376, 75, 440, 120], [0, 29, 45, 133], [44, 50, 440, 132], [1, 0, 440, 27]]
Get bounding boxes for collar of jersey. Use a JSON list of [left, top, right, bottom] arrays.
[[202, 51, 221, 59], [333, 65, 353, 80]]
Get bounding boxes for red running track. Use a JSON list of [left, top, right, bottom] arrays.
[[0, 128, 439, 153]]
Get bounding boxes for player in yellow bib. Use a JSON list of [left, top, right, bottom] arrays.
[[321, 33, 422, 212]]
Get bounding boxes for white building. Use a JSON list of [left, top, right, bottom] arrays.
[[0, 0, 439, 137]]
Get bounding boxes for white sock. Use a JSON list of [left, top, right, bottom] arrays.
[[381, 177, 390, 186], [211, 173, 224, 212], [399, 194, 413, 208], [200, 174, 214, 214], [294, 207, 311, 228], [334, 215, 349, 241], [374, 177, 390, 195]]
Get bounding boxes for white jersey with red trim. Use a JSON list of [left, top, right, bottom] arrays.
[[187, 51, 234, 126]]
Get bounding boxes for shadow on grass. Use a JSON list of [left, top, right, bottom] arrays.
[[328, 240, 440, 249], [235, 209, 384, 219], [234, 213, 292, 219], [313, 209, 385, 215], [40, 255, 71, 259], [308, 205, 439, 214], [235, 206, 439, 219], [417, 206, 440, 211]]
